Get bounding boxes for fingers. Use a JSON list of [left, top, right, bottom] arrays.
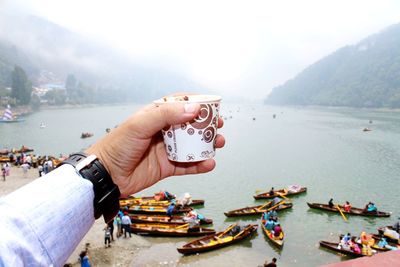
[[172, 159, 216, 176], [215, 134, 225, 148], [218, 117, 224, 128], [128, 103, 201, 139]]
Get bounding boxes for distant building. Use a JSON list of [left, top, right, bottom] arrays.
[[42, 83, 65, 90], [32, 87, 48, 97]]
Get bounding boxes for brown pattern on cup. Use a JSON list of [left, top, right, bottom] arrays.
[[187, 128, 195, 135], [186, 154, 195, 161], [190, 104, 214, 129], [202, 126, 215, 143]]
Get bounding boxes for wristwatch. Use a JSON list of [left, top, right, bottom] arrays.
[[58, 153, 121, 222]]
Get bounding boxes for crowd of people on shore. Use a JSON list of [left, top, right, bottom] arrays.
[[1, 151, 68, 178]]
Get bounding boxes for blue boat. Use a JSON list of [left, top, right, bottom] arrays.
[[0, 105, 25, 123]]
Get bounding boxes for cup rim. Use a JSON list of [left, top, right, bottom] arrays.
[[154, 94, 222, 105]]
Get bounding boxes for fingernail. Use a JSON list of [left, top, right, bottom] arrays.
[[184, 103, 198, 114]]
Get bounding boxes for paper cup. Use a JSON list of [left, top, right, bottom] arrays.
[[154, 94, 221, 162]]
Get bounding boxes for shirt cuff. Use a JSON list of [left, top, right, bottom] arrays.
[[0, 164, 95, 266]]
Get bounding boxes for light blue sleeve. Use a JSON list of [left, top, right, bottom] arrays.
[[0, 164, 95, 267]]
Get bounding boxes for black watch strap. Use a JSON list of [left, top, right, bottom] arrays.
[[58, 153, 120, 222]]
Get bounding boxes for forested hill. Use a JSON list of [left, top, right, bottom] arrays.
[[0, 14, 205, 102], [0, 41, 38, 88], [265, 23, 400, 108]]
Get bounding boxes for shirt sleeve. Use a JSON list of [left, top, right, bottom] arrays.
[[0, 164, 95, 267]]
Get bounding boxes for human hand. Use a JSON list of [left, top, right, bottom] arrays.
[[86, 101, 225, 197]]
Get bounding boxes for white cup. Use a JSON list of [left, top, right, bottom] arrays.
[[154, 94, 221, 162]]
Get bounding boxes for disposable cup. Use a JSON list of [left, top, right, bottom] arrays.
[[154, 94, 221, 162]]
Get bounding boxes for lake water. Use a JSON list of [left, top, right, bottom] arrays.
[[1, 104, 399, 267]]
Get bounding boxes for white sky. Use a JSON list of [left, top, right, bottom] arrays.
[[3, 0, 400, 100]]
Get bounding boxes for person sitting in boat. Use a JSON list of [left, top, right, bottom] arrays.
[[338, 233, 351, 250], [166, 201, 176, 220], [377, 237, 388, 249], [229, 224, 242, 236], [196, 212, 206, 222], [349, 240, 361, 254], [184, 210, 198, 222], [328, 198, 334, 208], [270, 208, 278, 220], [360, 232, 374, 246], [185, 211, 200, 231], [287, 184, 301, 193], [364, 202, 377, 213], [338, 236, 350, 250], [164, 191, 175, 200], [264, 219, 275, 231], [272, 197, 282, 206], [272, 223, 282, 238], [262, 211, 269, 221], [268, 187, 275, 196], [343, 201, 352, 212], [342, 233, 351, 243], [154, 190, 175, 201], [178, 192, 192, 206]]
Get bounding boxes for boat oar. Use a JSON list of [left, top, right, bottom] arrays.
[[257, 200, 285, 212], [257, 200, 273, 211], [276, 192, 288, 200], [176, 223, 189, 229], [218, 222, 238, 237], [336, 205, 348, 222], [233, 228, 246, 239]]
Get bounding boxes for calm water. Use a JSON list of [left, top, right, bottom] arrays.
[[1, 104, 399, 267]]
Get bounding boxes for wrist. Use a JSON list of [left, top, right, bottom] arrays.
[[60, 152, 120, 222], [85, 145, 128, 197]]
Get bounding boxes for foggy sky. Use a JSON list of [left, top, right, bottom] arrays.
[[2, 0, 400, 101]]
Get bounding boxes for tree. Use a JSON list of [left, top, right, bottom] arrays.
[[44, 89, 67, 105], [65, 74, 77, 95], [11, 65, 32, 105]]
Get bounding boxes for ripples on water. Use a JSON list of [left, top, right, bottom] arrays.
[[1, 104, 399, 266]]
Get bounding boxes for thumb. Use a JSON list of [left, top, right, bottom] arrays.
[[128, 103, 201, 139]]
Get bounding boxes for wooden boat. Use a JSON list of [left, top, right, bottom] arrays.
[[0, 149, 10, 155], [120, 198, 204, 207], [261, 219, 284, 248], [13, 146, 34, 154], [254, 187, 307, 199], [130, 214, 213, 225], [177, 224, 258, 255], [319, 241, 367, 257], [130, 223, 215, 237], [127, 204, 192, 215], [224, 201, 293, 217], [0, 156, 10, 163], [81, 132, 93, 139], [307, 203, 391, 217]]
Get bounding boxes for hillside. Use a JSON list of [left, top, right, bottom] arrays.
[[0, 40, 38, 88], [0, 14, 205, 102], [265, 23, 400, 108]]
